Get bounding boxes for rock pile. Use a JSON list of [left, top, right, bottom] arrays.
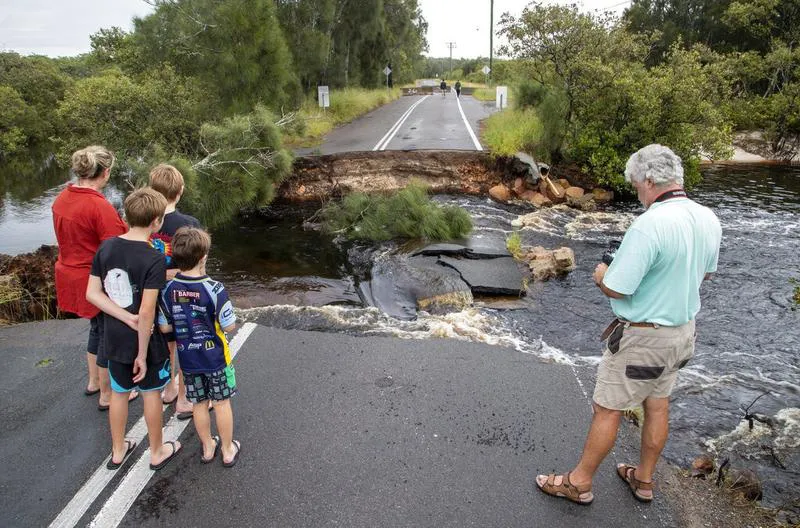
[[489, 172, 614, 212], [523, 246, 576, 281]]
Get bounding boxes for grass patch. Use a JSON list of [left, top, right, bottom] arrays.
[[482, 108, 542, 156], [506, 231, 524, 260], [319, 181, 473, 242], [287, 87, 401, 147], [791, 279, 800, 309], [36, 358, 53, 367]]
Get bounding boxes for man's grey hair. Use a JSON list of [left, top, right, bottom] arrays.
[[624, 144, 684, 186]]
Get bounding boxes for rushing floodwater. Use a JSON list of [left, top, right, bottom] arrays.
[[1, 161, 798, 512]]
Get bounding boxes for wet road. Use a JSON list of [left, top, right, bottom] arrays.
[[296, 93, 495, 155], [1, 320, 681, 527]]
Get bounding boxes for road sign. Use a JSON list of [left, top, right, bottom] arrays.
[[482, 65, 491, 75], [383, 66, 392, 76], [496, 86, 508, 109], [318, 85, 330, 108]]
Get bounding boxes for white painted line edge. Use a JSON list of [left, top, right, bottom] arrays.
[[456, 96, 483, 151], [50, 322, 257, 528], [373, 95, 429, 151]]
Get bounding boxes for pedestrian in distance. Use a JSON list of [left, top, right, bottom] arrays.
[[158, 227, 241, 467], [147, 164, 201, 418], [535, 144, 722, 505], [52, 145, 138, 409], [455, 80, 462, 98], [440, 79, 447, 97], [86, 188, 182, 471]]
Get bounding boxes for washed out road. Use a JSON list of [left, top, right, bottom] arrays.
[[296, 92, 494, 155], [1, 319, 680, 527]]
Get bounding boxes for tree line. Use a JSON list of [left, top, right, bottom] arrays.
[[495, 0, 799, 191], [0, 0, 427, 226]]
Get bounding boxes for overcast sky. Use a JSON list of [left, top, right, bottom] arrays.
[[0, 0, 629, 59]]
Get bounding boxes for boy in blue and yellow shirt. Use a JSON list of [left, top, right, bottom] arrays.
[[158, 227, 241, 467]]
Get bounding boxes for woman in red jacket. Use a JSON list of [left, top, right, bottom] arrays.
[[52, 146, 133, 410]]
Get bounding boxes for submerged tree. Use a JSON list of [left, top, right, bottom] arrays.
[[319, 181, 472, 242]]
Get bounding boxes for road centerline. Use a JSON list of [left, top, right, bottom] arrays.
[[373, 95, 429, 151], [49, 322, 257, 528]]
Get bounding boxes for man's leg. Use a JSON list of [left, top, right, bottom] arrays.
[[570, 402, 623, 486], [536, 402, 622, 491], [631, 396, 669, 499]]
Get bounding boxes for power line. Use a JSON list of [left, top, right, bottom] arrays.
[[445, 41, 457, 80]]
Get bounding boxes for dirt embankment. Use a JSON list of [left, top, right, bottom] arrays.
[[278, 150, 533, 202], [0, 245, 59, 325]]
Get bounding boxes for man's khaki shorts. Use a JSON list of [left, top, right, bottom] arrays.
[[593, 319, 695, 410]]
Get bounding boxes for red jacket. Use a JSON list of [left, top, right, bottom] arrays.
[[52, 184, 127, 318]]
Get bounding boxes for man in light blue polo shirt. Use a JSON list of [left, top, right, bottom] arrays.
[[535, 144, 721, 506]]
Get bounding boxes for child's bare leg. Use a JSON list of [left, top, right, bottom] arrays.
[[143, 390, 181, 465], [192, 400, 215, 459], [98, 367, 112, 406], [161, 343, 179, 403], [215, 399, 237, 463], [87, 353, 100, 392], [109, 390, 129, 462], [175, 371, 192, 414]]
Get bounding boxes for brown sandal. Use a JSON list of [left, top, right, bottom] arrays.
[[616, 464, 654, 503], [536, 472, 594, 505]]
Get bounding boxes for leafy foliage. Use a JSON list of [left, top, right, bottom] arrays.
[[319, 181, 473, 242], [482, 109, 542, 157]]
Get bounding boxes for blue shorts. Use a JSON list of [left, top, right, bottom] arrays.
[[183, 365, 237, 403], [109, 359, 172, 393]]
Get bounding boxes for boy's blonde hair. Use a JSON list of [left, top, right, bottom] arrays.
[[171, 227, 211, 271], [124, 188, 168, 228], [71, 145, 115, 180], [149, 164, 184, 201]]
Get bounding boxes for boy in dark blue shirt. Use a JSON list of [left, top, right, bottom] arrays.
[[158, 227, 241, 467]]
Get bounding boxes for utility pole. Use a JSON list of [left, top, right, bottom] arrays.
[[446, 41, 457, 80], [489, 0, 494, 83]]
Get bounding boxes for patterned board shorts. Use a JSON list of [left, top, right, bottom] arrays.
[[593, 319, 695, 410], [183, 365, 237, 403]]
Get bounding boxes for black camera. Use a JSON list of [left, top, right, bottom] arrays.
[[602, 240, 621, 266]]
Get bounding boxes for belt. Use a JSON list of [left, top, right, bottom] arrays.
[[600, 318, 659, 341]]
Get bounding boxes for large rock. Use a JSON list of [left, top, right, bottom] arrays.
[[524, 246, 576, 281], [489, 184, 512, 203], [727, 468, 763, 501], [566, 193, 597, 212], [592, 188, 614, 203], [539, 176, 566, 203], [557, 179, 572, 190], [439, 256, 526, 296], [565, 186, 585, 199], [530, 192, 552, 207], [513, 177, 526, 196]]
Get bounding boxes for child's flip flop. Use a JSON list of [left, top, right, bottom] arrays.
[[106, 440, 137, 470], [222, 440, 241, 468], [149, 441, 181, 471]]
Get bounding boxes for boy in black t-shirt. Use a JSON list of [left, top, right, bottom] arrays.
[[148, 164, 201, 414], [87, 188, 182, 471]]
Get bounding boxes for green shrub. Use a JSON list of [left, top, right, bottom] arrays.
[[319, 181, 473, 242], [482, 108, 542, 156], [515, 80, 547, 109]]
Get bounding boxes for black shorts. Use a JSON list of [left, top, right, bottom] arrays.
[[108, 359, 172, 393], [87, 314, 108, 368]]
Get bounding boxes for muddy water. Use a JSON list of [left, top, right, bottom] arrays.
[[1, 161, 798, 511]]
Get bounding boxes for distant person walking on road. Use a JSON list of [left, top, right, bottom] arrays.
[[52, 146, 134, 410], [147, 164, 202, 417], [535, 144, 721, 505], [158, 227, 241, 467], [86, 188, 181, 471], [440, 79, 447, 97], [455, 80, 462, 98]]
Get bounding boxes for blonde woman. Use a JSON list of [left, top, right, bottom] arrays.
[[52, 146, 138, 409]]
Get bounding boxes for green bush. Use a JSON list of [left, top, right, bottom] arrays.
[[319, 181, 473, 242], [482, 108, 542, 156], [515, 80, 547, 109]]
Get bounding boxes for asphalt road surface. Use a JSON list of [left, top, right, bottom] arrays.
[[296, 93, 495, 155], [1, 319, 680, 527]]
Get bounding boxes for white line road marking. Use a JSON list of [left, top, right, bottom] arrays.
[[456, 96, 483, 151], [49, 322, 257, 528], [372, 95, 429, 151]]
